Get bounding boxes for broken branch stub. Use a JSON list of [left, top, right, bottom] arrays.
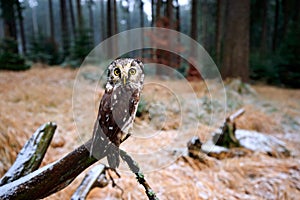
[[0, 122, 57, 186]]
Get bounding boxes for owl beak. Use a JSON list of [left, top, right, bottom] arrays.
[[122, 76, 127, 85], [123, 76, 126, 85]]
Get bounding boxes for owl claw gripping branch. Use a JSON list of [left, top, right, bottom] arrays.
[[90, 58, 145, 169]]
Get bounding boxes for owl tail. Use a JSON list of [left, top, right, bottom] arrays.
[[107, 144, 120, 169]]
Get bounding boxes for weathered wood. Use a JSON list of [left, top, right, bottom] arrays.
[[0, 122, 57, 186], [213, 108, 245, 148], [0, 139, 97, 200], [71, 164, 108, 200]]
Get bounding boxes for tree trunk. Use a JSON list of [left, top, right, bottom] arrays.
[[272, 0, 279, 52], [107, 0, 112, 38], [88, 0, 94, 45], [0, 0, 17, 52], [151, 0, 155, 26], [48, 0, 55, 41], [201, 0, 208, 48], [68, 0, 76, 36], [113, 0, 118, 55], [16, 0, 26, 54], [221, 0, 250, 82], [175, 0, 180, 32], [215, 0, 225, 66], [190, 0, 198, 41], [113, 0, 118, 35], [76, 0, 83, 29], [156, 0, 162, 20], [260, 0, 268, 54], [175, 0, 181, 68], [60, 0, 70, 57], [126, 0, 131, 30], [140, 0, 144, 58], [281, 0, 290, 41], [166, 0, 173, 29], [100, 0, 105, 40]]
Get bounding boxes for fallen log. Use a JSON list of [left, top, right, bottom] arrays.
[[0, 122, 57, 186]]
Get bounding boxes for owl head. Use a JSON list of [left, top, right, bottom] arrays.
[[106, 58, 144, 92]]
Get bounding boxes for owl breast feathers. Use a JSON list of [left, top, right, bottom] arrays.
[[90, 58, 144, 169]]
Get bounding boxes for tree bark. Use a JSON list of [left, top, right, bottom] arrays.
[[60, 0, 70, 57], [100, 0, 106, 40], [69, 0, 76, 36], [201, 0, 208, 48], [272, 0, 279, 52], [88, 0, 94, 46], [215, 0, 225, 66], [0, 0, 17, 52], [221, 0, 250, 82], [151, 0, 155, 27], [0, 123, 56, 186], [16, 0, 26, 54], [0, 140, 97, 200], [140, 0, 144, 58], [48, 0, 55, 41], [76, 0, 83, 29], [156, 0, 162, 20], [175, 0, 180, 32], [107, 0, 112, 38], [71, 164, 107, 200], [260, 0, 268, 54], [166, 0, 173, 29], [113, 0, 118, 35], [281, 0, 290, 41], [190, 0, 198, 41]]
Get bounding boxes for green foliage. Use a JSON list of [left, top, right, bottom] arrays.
[[276, 23, 300, 88], [136, 97, 148, 117], [27, 34, 62, 65], [68, 28, 93, 68], [0, 38, 29, 70], [250, 23, 300, 88], [250, 52, 280, 85]]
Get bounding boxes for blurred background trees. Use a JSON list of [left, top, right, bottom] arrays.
[[0, 0, 299, 87]]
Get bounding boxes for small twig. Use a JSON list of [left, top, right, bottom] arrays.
[[120, 150, 159, 200]]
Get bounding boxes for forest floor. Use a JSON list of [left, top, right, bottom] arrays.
[[0, 65, 299, 200]]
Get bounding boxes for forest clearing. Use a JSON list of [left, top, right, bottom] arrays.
[[0, 65, 299, 199]]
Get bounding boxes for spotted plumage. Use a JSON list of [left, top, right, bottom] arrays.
[[90, 58, 144, 168]]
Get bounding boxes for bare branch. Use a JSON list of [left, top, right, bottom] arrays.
[[0, 139, 97, 200], [71, 164, 108, 200]]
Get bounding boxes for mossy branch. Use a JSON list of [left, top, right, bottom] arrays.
[[0, 122, 57, 186], [120, 150, 159, 200]]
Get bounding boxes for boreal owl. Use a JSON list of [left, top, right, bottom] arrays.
[[90, 58, 144, 169]]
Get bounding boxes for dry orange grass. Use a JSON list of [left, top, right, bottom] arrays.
[[0, 66, 299, 199]]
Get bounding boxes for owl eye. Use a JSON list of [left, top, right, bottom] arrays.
[[129, 68, 136, 75], [114, 68, 121, 76]]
